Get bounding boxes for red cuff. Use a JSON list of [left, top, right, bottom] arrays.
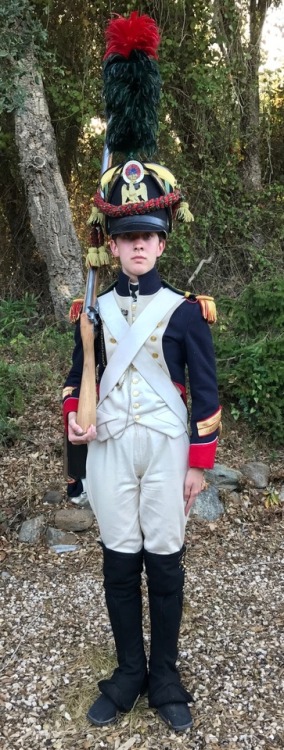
[[173, 381, 187, 406], [189, 438, 218, 469], [62, 397, 79, 432]]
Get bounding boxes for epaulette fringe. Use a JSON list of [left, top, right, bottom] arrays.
[[184, 290, 217, 323], [196, 295, 217, 324], [69, 298, 84, 323]]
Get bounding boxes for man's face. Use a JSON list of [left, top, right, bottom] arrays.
[[110, 232, 165, 281]]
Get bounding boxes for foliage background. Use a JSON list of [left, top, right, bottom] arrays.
[[0, 0, 283, 445]]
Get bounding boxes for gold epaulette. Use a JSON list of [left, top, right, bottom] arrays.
[[69, 298, 84, 323], [184, 292, 217, 323], [196, 295, 217, 323]]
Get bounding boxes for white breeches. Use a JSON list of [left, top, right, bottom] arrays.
[[86, 424, 189, 554]]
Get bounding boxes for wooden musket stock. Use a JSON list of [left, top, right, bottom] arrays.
[[76, 270, 99, 432], [76, 141, 112, 433]]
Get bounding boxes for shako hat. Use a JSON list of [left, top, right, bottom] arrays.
[[97, 159, 183, 238], [86, 12, 193, 267], [105, 160, 172, 236]]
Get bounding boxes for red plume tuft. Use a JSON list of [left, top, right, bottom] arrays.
[[69, 299, 83, 323], [104, 11, 160, 60]]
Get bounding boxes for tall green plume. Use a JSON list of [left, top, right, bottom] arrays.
[[103, 12, 161, 159]]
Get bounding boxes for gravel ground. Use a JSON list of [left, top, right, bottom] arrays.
[[1, 511, 283, 750]]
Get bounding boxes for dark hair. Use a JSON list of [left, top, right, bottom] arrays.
[[111, 231, 166, 242]]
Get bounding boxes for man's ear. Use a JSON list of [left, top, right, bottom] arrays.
[[110, 238, 119, 257], [157, 237, 166, 257]]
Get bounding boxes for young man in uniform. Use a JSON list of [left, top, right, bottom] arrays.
[[62, 159, 221, 733]]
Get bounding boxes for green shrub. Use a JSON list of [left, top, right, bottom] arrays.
[[37, 326, 74, 373], [0, 361, 26, 443], [214, 278, 284, 444], [0, 295, 75, 443], [0, 293, 41, 342]]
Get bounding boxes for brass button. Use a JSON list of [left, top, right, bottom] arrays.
[[150, 335, 157, 341], [157, 321, 163, 327], [131, 365, 137, 371], [134, 415, 140, 421], [133, 402, 140, 409], [152, 352, 159, 358], [109, 337, 117, 344]]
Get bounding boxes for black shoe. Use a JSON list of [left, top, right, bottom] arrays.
[[87, 694, 118, 726], [157, 702, 193, 732]]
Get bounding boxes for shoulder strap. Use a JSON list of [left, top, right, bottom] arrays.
[[98, 288, 181, 392], [98, 289, 187, 426], [99, 287, 181, 346]]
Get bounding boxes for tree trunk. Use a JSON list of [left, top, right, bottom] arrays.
[[213, 0, 272, 192], [239, 59, 262, 191], [14, 52, 85, 322], [239, 0, 269, 191]]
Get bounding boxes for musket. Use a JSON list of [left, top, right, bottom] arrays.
[[76, 140, 112, 433], [76, 11, 162, 432]]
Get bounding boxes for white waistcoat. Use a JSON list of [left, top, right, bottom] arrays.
[[95, 289, 188, 441]]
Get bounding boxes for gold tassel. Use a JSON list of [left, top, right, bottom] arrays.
[[196, 295, 217, 324], [98, 245, 110, 266], [87, 207, 105, 226], [175, 201, 194, 223], [96, 211, 104, 225], [87, 206, 99, 225], [85, 247, 100, 268], [85, 246, 110, 268]]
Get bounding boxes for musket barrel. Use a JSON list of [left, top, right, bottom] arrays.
[[84, 268, 95, 315], [84, 129, 112, 315], [101, 140, 111, 181]]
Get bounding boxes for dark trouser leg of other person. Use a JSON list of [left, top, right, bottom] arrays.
[[87, 545, 148, 726], [65, 439, 88, 505], [144, 546, 193, 732]]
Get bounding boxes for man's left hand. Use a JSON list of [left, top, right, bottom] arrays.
[[184, 467, 206, 515]]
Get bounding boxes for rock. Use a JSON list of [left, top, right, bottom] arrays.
[[45, 527, 78, 546], [205, 463, 243, 489], [240, 461, 270, 488], [18, 515, 45, 543], [51, 544, 79, 554], [43, 490, 62, 505], [54, 507, 94, 532], [189, 486, 224, 521]]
